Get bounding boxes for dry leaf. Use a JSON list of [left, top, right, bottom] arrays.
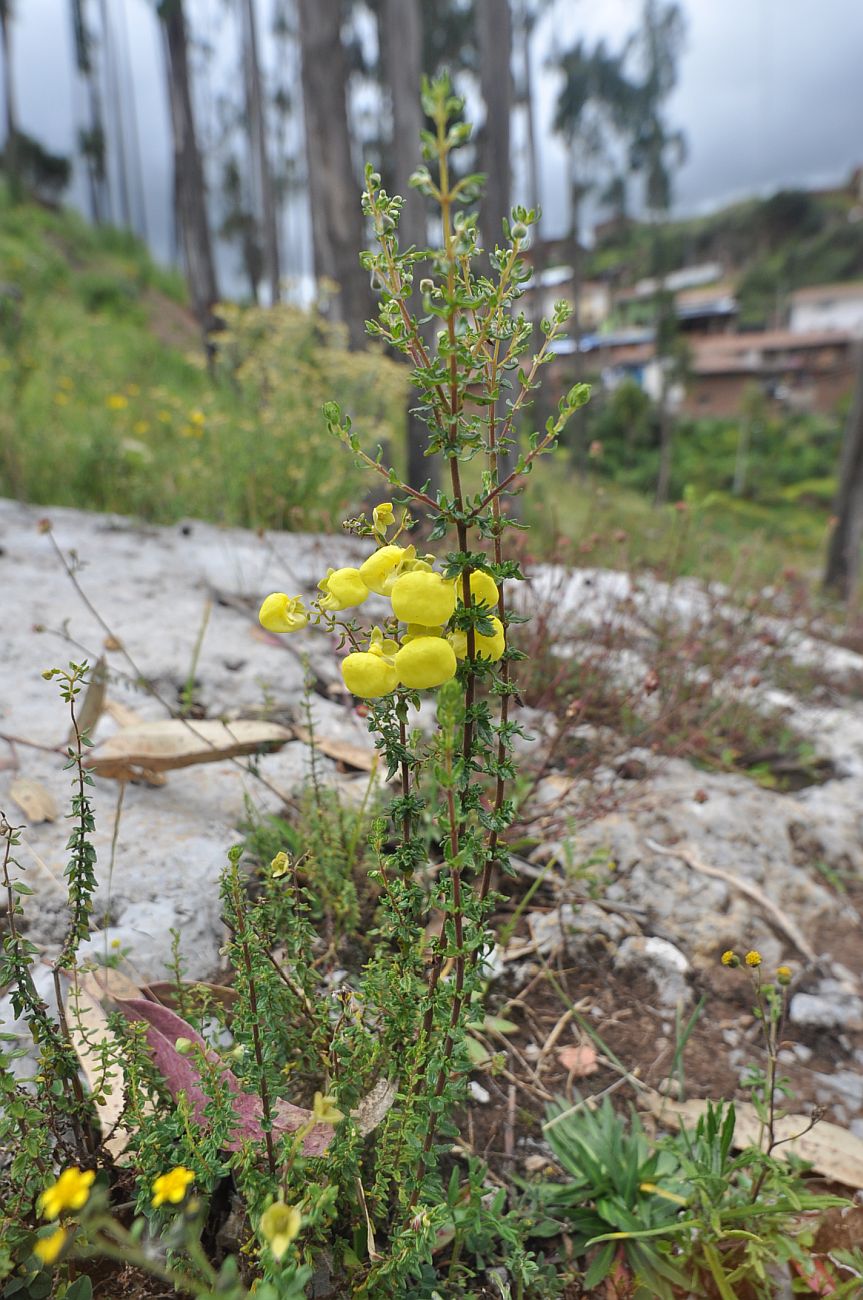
[[645, 1095, 863, 1189], [557, 1044, 599, 1078], [80, 966, 146, 1003], [9, 777, 58, 823], [352, 1077, 398, 1136], [66, 977, 134, 1160], [105, 698, 147, 729], [144, 980, 239, 1013], [85, 719, 292, 780], [74, 656, 108, 742], [292, 727, 378, 773]]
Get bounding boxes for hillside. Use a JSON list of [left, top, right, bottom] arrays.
[[0, 193, 407, 531], [588, 184, 863, 327]]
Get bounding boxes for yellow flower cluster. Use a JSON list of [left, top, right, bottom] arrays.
[[258, 507, 505, 699], [151, 1165, 195, 1207], [38, 1167, 95, 1220]]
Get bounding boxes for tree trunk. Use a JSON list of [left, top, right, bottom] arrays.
[[476, 0, 512, 254], [824, 347, 863, 601], [0, 2, 20, 200], [379, 0, 437, 494], [98, 0, 132, 229], [69, 0, 109, 224], [297, 0, 371, 349], [158, 0, 220, 334], [241, 0, 281, 304]]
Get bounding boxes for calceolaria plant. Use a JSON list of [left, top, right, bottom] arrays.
[[1, 75, 585, 1300]]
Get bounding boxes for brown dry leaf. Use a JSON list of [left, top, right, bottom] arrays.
[[80, 966, 146, 1003], [352, 1077, 398, 1136], [74, 656, 108, 742], [104, 698, 147, 729], [9, 777, 58, 824], [66, 977, 135, 1161], [85, 719, 292, 780], [292, 727, 377, 773], [557, 1044, 599, 1078], [144, 980, 239, 1012], [646, 1095, 863, 1189]]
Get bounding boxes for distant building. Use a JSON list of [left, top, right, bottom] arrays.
[[521, 266, 612, 330], [788, 282, 863, 338], [685, 329, 855, 417]]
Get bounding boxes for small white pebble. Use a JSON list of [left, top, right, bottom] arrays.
[[468, 1081, 491, 1104]]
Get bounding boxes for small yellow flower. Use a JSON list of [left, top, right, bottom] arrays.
[[151, 1166, 195, 1208], [318, 567, 369, 611], [105, 393, 128, 411], [359, 544, 409, 596], [39, 1167, 95, 1219], [312, 1091, 344, 1125], [391, 571, 456, 626], [744, 950, 762, 968], [189, 408, 206, 426], [270, 851, 292, 879], [260, 1200, 302, 1260], [395, 636, 457, 689], [466, 570, 499, 609], [33, 1226, 67, 1266], [372, 502, 395, 534], [341, 651, 399, 698], [776, 965, 792, 985], [53, 392, 70, 406], [259, 592, 309, 634], [720, 950, 737, 967], [450, 617, 506, 663], [133, 419, 150, 435]]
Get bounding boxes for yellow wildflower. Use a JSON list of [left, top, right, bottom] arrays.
[[270, 851, 292, 879], [152, 1166, 195, 1208], [359, 544, 409, 596], [53, 392, 70, 406], [105, 393, 128, 411], [720, 950, 738, 967], [318, 567, 369, 611], [39, 1167, 95, 1219], [260, 1201, 302, 1260], [744, 950, 762, 968], [312, 1091, 344, 1124], [395, 637, 457, 690], [776, 965, 792, 986], [189, 408, 206, 426], [391, 571, 456, 626], [341, 651, 398, 698], [466, 571, 499, 609], [372, 502, 395, 534], [259, 593, 309, 634], [33, 1227, 67, 1266], [450, 616, 506, 663], [133, 419, 150, 435]]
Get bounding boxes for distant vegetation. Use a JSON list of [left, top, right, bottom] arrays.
[[0, 191, 406, 531]]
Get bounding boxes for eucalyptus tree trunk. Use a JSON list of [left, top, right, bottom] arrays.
[[241, 0, 281, 304], [69, 0, 109, 224], [0, 1, 20, 200], [476, 0, 512, 254], [379, 0, 437, 494], [297, 0, 371, 349], [158, 0, 220, 333], [824, 348, 863, 602], [476, 0, 518, 508]]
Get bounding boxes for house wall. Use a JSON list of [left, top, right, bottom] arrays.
[[789, 296, 863, 338]]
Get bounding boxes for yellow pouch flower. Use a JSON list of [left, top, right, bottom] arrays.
[[259, 593, 309, 633], [318, 567, 369, 611], [466, 570, 499, 608], [359, 545, 409, 596], [401, 623, 444, 644], [391, 571, 456, 626], [342, 651, 399, 698], [449, 616, 505, 663], [395, 636, 457, 689]]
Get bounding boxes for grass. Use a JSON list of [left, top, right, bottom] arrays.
[[0, 191, 407, 531]]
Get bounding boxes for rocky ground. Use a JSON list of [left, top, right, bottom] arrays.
[[2, 497, 863, 1145]]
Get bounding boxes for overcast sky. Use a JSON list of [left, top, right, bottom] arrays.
[[5, 0, 863, 286]]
